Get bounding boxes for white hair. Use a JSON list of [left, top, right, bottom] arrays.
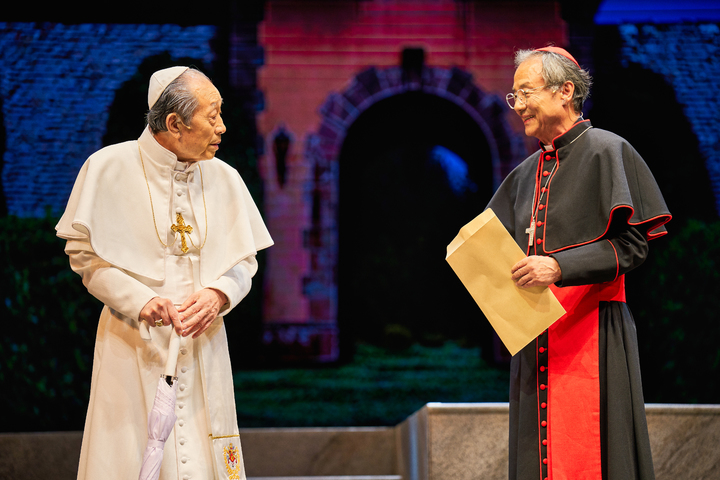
[[146, 68, 212, 133], [515, 49, 593, 113]]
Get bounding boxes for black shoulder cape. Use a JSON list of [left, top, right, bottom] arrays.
[[487, 120, 671, 254]]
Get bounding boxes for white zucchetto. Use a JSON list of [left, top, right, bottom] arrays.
[[147, 66, 189, 109]]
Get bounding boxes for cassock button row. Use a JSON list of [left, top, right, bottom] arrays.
[[541, 187, 547, 193], [540, 384, 547, 390], [538, 204, 545, 210], [176, 190, 183, 196], [180, 348, 188, 355], [178, 402, 185, 409], [540, 366, 546, 372], [537, 221, 544, 226], [181, 366, 188, 373], [537, 239, 543, 245], [179, 384, 186, 391], [545, 155, 553, 161], [541, 402, 547, 409], [543, 458, 548, 465], [543, 171, 550, 177], [539, 347, 546, 353], [179, 438, 186, 445], [176, 207, 182, 214], [181, 457, 188, 464], [541, 420, 547, 427], [542, 439, 548, 445], [178, 420, 185, 427]]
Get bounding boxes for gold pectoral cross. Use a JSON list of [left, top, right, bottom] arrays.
[[171, 213, 193, 254]]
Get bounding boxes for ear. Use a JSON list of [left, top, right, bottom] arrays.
[[561, 81, 575, 101], [165, 113, 183, 137]]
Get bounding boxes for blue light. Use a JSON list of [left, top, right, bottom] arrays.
[[595, 0, 720, 24], [429, 146, 477, 196]]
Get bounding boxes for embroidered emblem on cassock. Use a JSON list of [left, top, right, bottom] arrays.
[[223, 443, 241, 479]]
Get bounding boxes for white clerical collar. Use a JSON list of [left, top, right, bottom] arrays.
[[139, 126, 200, 174]]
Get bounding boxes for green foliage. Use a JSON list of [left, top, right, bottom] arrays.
[[0, 213, 101, 432], [233, 342, 509, 428], [630, 218, 720, 403]]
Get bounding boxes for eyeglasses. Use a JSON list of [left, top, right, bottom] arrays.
[[505, 85, 548, 109]]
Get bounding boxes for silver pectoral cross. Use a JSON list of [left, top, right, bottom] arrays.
[[526, 220, 536, 246]]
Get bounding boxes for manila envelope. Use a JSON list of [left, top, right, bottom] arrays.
[[446, 208, 565, 356]]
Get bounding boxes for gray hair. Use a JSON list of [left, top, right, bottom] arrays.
[[514, 49, 592, 113], [146, 68, 212, 134]]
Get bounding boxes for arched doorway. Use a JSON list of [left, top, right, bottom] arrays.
[[337, 91, 495, 355], [298, 65, 522, 362]]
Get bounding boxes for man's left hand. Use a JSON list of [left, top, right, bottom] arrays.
[[511, 256, 562, 288], [177, 288, 228, 338]]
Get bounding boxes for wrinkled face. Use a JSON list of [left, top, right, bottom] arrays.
[[175, 78, 226, 162], [511, 57, 566, 145]]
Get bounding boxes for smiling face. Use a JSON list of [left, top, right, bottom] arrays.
[[173, 77, 226, 162], [511, 56, 570, 145]]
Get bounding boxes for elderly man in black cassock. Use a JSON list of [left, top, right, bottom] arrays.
[[487, 46, 671, 480]]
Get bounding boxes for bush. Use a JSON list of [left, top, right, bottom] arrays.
[[233, 342, 509, 427], [0, 213, 101, 432], [630, 218, 720, 403]]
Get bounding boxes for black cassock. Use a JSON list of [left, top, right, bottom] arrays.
[[487, 120, 671, 480]]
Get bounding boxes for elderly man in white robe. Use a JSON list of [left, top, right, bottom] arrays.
[[56, 66, 273, 480]]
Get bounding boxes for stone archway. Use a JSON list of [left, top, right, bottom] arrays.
[[301, 65, 524, 355]]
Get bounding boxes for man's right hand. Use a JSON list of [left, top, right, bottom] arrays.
[[511, 255, 562, 288], [139, 297, 182, 334]]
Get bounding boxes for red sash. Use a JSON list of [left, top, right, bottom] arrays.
[[546, 276, 625, 480]]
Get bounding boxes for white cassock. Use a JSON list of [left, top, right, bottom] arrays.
[[56, 126, 273, 480]]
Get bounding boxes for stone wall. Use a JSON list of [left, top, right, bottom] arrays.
[[618, 23, 720, 213], [397, 403, 720, 480], [2, 403, 718, 479], [0, 22, 216, 217]]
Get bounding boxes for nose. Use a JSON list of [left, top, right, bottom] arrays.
[[513, 100, 525, 114], [216, 115, 226, 135]]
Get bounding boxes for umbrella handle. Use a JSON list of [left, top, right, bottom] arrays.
[[164, 331, 182, 380]]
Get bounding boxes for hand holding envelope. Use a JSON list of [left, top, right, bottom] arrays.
[[446, 209, 566, 356]]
